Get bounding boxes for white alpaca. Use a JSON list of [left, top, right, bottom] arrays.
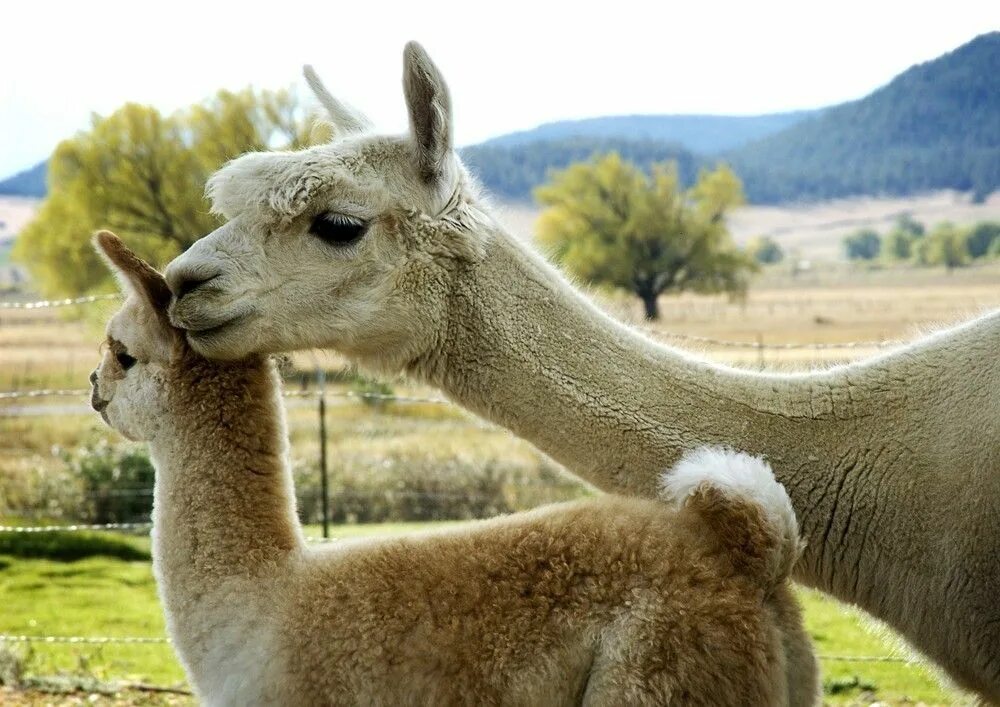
[[91, 232, 817, 706], [162, 43, 1000, 700]]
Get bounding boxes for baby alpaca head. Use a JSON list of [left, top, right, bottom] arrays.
[[164, 42, 485, 371], [90, 231, 182, 442]]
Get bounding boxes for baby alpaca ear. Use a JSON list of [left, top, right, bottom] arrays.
[[93, 231, 172, 318], [403, 41, 453, 184]]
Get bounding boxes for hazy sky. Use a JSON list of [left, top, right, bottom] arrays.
[[1, 0, 997, 177]]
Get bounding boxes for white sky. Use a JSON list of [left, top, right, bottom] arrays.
[[1, 0, 997, 177]]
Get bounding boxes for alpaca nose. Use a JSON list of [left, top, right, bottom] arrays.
[[167, 269, 221, 300]]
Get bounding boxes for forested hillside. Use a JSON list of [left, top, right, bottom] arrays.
[[726, 32, 1000, 203], [482, 111, 815, 153], [461, 137, 702, 201], [0, 162, 46, 198]]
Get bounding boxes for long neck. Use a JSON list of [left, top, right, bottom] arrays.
[[148, 354, 301, 587], [414, 227, 999, 600]]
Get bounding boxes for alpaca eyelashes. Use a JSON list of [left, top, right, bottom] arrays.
[[309, 212, 368, 246], [116, 352, 137, 370]]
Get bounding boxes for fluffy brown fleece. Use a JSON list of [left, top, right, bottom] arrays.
[[159, 43, 1000, 700], [93, 232, 817, 705]]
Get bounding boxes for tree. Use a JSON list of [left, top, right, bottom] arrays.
[[843, 229, 881, 260], [894, 213, 925, 238], [917, 222, 969, 271], [881, 229, 914, 261], [535, 155, 754, 320], [965, 221, 1000, 259], [14, 88, 318, 297], [746, 236, 784, 264]]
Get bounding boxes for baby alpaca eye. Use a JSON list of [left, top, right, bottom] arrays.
[[116, 352, 137, 370], [309, 212, 367, 246]]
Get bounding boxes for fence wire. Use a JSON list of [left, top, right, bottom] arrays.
[[0, 294, 120, 309], [0, 292, 901, 351], [0, 292, 922, 673], [0, 388, 449, 404]]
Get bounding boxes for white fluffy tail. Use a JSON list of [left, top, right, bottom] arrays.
[[660, 447, 803, 587]]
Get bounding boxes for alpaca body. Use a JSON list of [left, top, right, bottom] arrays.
[[161, 43, 1000, 699], [92, 233, 818, 706], [144, 354, 816, 707], [417, 232, 1000, 697]]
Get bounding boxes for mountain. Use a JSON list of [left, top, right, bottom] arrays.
[[0, 161, 47, 198], [480, 111, 816, 154], [461, 137, 701, 201], [7, 33, 996, 205], [726, 32, 1000, 203]]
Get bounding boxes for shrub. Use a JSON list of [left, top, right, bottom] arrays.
[[294, 452, 590, 525], [62, 440, 155, 524], [843, 230, 881, 260], [746, 236, 784, 264]]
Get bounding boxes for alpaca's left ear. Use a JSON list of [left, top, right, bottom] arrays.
[[403, 41, 453, 184], [93, 231, 172, 318]]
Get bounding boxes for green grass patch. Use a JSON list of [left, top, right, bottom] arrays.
[[0, 524, 975, 705]]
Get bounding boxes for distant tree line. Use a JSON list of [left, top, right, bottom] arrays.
[[462, 138, 700, 202], [844, 216, 1000, 270]]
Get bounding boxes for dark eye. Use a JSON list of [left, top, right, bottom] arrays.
[[309, 212, 367, 246], [116, 352, 137, 370]]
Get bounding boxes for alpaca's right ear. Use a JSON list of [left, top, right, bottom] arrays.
[[302, 65, 373, 136], [93, 231, 172, 318], [403, 41, 453, 184]]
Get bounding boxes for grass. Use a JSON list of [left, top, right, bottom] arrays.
[[4, 269, 999, 703], [0, 524, 972, 705]]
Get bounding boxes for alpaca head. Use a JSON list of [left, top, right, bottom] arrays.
[[90, 231, 182, 442], [165, 42, 486, 369]]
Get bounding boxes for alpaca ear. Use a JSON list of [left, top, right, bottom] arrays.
[[403, 41, 453, 184], [302, 65, 373, 136], [93, 231, 172, 319]]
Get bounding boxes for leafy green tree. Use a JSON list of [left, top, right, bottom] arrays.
[[916, 222, 969, 271], [843, 229, 881, 260], [746, 236, 784, 264], [965, 221, 1000, 259], [881, 229, 914, 261], [535, 154, 754, 320], [14, 88, 317, 296], [894, 213, 925, 238]]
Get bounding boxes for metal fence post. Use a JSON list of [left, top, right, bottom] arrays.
[[317, 367, 330, 539]]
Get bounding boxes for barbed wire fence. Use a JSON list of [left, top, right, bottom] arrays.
[[0, 293, 930, 690]]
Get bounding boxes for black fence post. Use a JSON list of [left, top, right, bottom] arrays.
[[317, 367, 330, 539]]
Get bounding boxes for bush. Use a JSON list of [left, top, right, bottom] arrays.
[[746, 236, 784, 264], [0, 456, 83, 522], [967, 221, 1000, 258], [844, 230, 881, 260], [62, 441, 155, 524], [294, 452, 590, 525]]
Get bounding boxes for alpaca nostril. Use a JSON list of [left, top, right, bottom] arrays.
[[89, 370, 98, 385], [173, 272, 220, 300]]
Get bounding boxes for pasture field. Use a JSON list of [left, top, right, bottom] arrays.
[[3, 263, 999, 704], [0, 526, 971, 705]]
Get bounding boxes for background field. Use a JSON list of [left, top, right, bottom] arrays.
[[4, 258, 999, 705]]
